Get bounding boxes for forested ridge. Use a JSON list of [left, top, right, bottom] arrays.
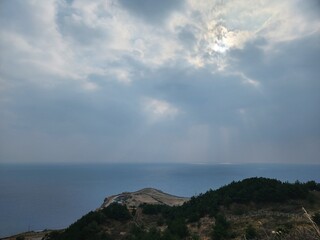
[[47, 178, 320, 240]]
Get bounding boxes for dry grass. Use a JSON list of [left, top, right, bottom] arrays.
[[302, 207, 320, 239], [100, 188, 189, 209], [216, 200, 320, 240]]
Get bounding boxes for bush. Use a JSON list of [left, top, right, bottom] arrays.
[[212, 214, 231, 240], [167, 218, 189, 238], [245, 225, 257, 240], [102, 203, 131, 221], [127, 226, 163, 240], [312, 212, 320, 225], [140, 203, 170, 215]]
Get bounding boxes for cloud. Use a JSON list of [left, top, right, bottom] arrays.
[[118, 0, 184, 24], [0, 0, 319, 163], [143, 98, 180, 123], [0, 0, 79, 89]]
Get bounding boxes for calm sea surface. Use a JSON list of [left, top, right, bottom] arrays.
[[0, 163, 319, 237]]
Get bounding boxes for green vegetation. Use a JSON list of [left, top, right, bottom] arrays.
[[47, 178, 320, 240], [172, 177, 319, 223], [102, 202, 132, 221], [48, 203, 130, 240], [127, 226, 163, 240], [140, 203, 171, 215], [127, 224, 189, 240], [212, 214, 231, 240], [167, 218, 189, 238]]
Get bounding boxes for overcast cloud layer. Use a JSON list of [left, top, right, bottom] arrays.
[[0, 0, 320, 164]]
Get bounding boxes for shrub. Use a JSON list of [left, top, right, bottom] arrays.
[[102, 203, 131, 221], [245, 225, 257, 240], [167, 218, 189, 238], [312, 212, 320, 225], [212, 214, 231, 240]]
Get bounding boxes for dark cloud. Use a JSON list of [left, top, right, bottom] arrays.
[[226, 34, 320, 148], [118, 0, 184, 23], [57, 16, 108, 45], [0, 1, 52, 38], [0, 82, 142, 136], [135, 65, 261, 126], [125, 32, 320, 163], [0, 81, 144, 162], [56, 2, 110, 45], [177, 25, 198, 48], [295, 0, 320, 20]]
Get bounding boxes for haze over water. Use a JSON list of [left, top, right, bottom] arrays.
[[1, 163, 320, 237]]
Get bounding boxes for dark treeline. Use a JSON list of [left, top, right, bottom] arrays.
[[48, 203, 131, 240], [142, 178, 319, 222], [47, 177, 320, 240]]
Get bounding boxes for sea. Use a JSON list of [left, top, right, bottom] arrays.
[[0, 163, 320, 237]]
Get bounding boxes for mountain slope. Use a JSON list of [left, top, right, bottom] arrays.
[[15, 178, 320, 240]]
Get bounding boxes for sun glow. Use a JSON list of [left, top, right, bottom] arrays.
[[207, 24, 230, 54], [196, 22, 237, 70]]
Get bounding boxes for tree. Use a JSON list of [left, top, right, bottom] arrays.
[[212, 214, 230, 240], [168, 218, 189, 238], [102, 203, 131, 221]]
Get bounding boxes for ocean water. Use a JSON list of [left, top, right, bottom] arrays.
[[0, 163, 319, 237]]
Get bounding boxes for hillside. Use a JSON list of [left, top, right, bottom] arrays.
[[7, 178, 320, 240], [99, 188, 189, 209]]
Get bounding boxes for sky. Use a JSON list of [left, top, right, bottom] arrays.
[[0, 0, 319, 164]]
